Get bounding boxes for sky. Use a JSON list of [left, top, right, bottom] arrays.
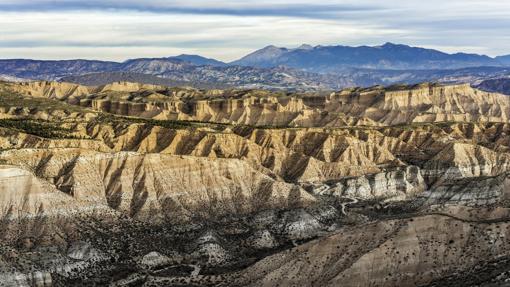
[[0, 0, 509, 62]]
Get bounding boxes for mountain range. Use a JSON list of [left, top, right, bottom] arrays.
[[1, 43, 510, 90], [232, 42, 507, 72], [475, 77, 510, 95], [496, 55, 510, 65]]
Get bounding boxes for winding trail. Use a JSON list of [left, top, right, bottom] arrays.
[[189, 264, 201, 277], [339, 196, 358, 216], [310, 183, 359, 216]]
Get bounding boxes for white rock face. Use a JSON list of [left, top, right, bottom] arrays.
[[420, 173, 510, 206], [0, 166, 42, 212], [193, 243, 231, 266], [139, 251, 172, 269], [316, 166, 425, 200], [0, 165, 80, 217], [29, 271, 52, 287], [0, 149, 316, 222], [248, 230, 278, 249], [192, 231, 232, 265], [0, 272, 30, 287], [67, 241, 102, 261], [423, 143, 510, 183], [283, 210, 323, 240], [0, 271, 52, 287]]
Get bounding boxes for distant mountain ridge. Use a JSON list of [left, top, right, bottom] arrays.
[[60, 72, 229, 89], [170, 54, 227, 67], [57, 66, 510, 92], [1, 43, 510, 90], [496, 55, 510, 65], [475, 77, 510, 95], [231, 42, 506, 72]]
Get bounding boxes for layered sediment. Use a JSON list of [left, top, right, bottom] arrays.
[[7, 81, 510, 126]]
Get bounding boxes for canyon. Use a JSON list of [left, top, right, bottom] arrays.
[[0, 79, 509, 286]]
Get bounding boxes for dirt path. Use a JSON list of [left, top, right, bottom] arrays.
[[339, 196, 358, 215]]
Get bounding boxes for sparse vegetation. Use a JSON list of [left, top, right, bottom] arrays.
[[0, 119, 77, 139], [93, 113, 228, 131]]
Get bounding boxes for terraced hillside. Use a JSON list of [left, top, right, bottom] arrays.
[[0, 80, 509, 286]]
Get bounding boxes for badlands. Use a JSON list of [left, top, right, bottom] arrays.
[[0, 80, 509, 286]]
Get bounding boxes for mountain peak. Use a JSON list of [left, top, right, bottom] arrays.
[[380, 42, 409, 48], [171, 54, 226, 67], [232, 42, 501, 71], [230, 45, 288, 67], [261, 45, 285, 51], [297, 44, 314, 50]]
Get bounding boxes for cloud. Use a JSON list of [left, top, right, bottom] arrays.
[[0, 0, 383, 19], [0, 10, 404, 61], [0, 0, 508, 61]]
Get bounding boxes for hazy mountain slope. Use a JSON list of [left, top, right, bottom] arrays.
[[476, 78, 510, 95], [229, 45, 291, 67], [496, 55, 510, 65], [0, 59, 119, 80], [171, 54, 227, 66], [0, 44, 510, 90], [60, 72, 230, 89], [339, 66, 510, 86], [232, 43, 502, 72], [0, 58, 340, 90], [2, 58, 510, 91]]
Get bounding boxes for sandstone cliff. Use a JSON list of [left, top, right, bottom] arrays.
[[6, 81, 510, 126]]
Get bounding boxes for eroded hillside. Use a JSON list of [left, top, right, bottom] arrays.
[[0, 80, 509, 286], [8, 81, 510, 125]]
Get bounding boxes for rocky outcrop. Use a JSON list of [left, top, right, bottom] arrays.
[[0, 165, 76, 216], [423, 143, 510, 185], [314, 166, 425, 200], [138, 251, 172, 269], [12, 81, 92, 100], [420, 173, 510, 206], [67, 241, 104, 261]]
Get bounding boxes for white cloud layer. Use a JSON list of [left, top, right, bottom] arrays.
[[0, 0, 509, 61]]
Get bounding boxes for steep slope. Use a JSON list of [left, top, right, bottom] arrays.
[[476, 78, 510, 95], [233, 212, 510, 287], [0, 149, 314, 221]]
